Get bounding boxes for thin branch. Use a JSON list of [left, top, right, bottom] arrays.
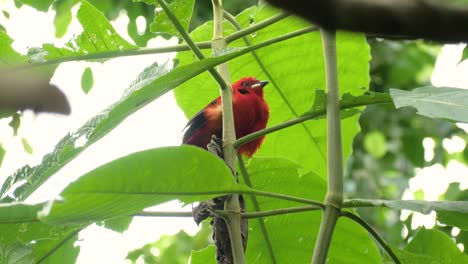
[[224, 12, 289, 44], [7, 42, 210, 72], [341, 211, 401, 264], [312, 29, 342, 264], [154, 0, 228, 89], [240, 205, 321, 219], [237, 153, 277, 264], [247, 190, 325, 208], [234, 93, 392, 149], [133, 211, 193, 217]]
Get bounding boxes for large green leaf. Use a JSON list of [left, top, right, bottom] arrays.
[[32, 232, 80, 264], [396, 229, 468, 263], [174, 5, 370, 175], [1, 23, 299, 201], [390, 87, 468, 123], [189, 157, 380, 263], [39, 146, 246, 225]]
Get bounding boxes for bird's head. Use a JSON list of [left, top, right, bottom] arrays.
[[232, 77, 269, 97]]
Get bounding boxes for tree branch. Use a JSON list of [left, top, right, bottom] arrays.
[[234, 93, 392, 150], [265, 0, 468, 42], [312, 29, 342, 264]]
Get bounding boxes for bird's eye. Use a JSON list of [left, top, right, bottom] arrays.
[[238, 89, 249, 94], [242, 81, 249, 87]]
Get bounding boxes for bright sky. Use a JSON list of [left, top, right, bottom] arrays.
[[0, 1, 467, 263]]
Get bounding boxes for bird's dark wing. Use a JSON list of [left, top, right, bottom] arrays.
[[182, 99, 219, 143]]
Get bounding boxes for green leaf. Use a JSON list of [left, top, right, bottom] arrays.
[[98, 216, 133, 233], [1, 29, 282, 201], [238, 157, 381, 263], [401, 229, 468, 263], [21, 138, 33, 155], [33, 232, 80, 264], [390, 87, 468, 123], [438, 211, 468, 230], [17, 0, 54, 12], [81, 67, 94, 94], [345, 199, 468, 215], [0, 202, 43, 225], [76, 1, 136, 52], [0, 31, 28, 66], [53, 0, 76, 38], [190, 246, 216, 264], [9, 113, 20, 136], [0, 144, 5, 168], [460, 45, 468, 64], [2, 11, 10, 19], [39, 146, 246, 225], [128, 224, 210, 264], [174, 5, 370, 175], [0, 242, 34, 264], [364, 131, 387, 158], [0, 202, 81, 264], [150, 0, 196, 38]]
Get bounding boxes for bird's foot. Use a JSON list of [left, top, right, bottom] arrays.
[[207, 134, 224, 159]]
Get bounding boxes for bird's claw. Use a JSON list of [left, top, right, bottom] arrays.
[[207, 134, 224, 159]]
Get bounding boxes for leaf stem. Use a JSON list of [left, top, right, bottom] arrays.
[[237, 153, 277, 263], [133, 211, 193, 217], [223, 11, 289, 44], [312, 29, 343, 264], [153, 0, 229, 89], [240, 205, 321, 219], [234, 93, 392, 149], [340, 211, 401, 264]]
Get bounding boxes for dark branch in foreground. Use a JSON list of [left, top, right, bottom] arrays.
[[265, 0, 468, 42]]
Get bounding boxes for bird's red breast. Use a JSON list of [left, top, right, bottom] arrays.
[[182, 77, 269, 157]]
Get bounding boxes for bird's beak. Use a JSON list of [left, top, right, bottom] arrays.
[[251, 80, 269, 88]]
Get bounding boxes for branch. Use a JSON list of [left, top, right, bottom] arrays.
[[211, 0, 245, 263], [265, 0, 468, 42], [312, 29, 342, 264], [341, 211, 401, 264], [133, 211, 193, 217], [234, 92, 392, 149], [224, 12, 289, 43], [240, 205, 321, 219]]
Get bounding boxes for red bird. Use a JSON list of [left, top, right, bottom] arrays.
[[183, 77, 269, 157]]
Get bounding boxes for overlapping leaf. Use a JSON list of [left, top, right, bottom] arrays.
[[39, 146, 244, 224]]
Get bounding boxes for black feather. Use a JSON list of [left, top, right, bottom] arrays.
[[182, 99, 218, 143]]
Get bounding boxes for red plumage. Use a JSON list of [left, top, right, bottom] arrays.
[[182, 77, 269, 157]]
